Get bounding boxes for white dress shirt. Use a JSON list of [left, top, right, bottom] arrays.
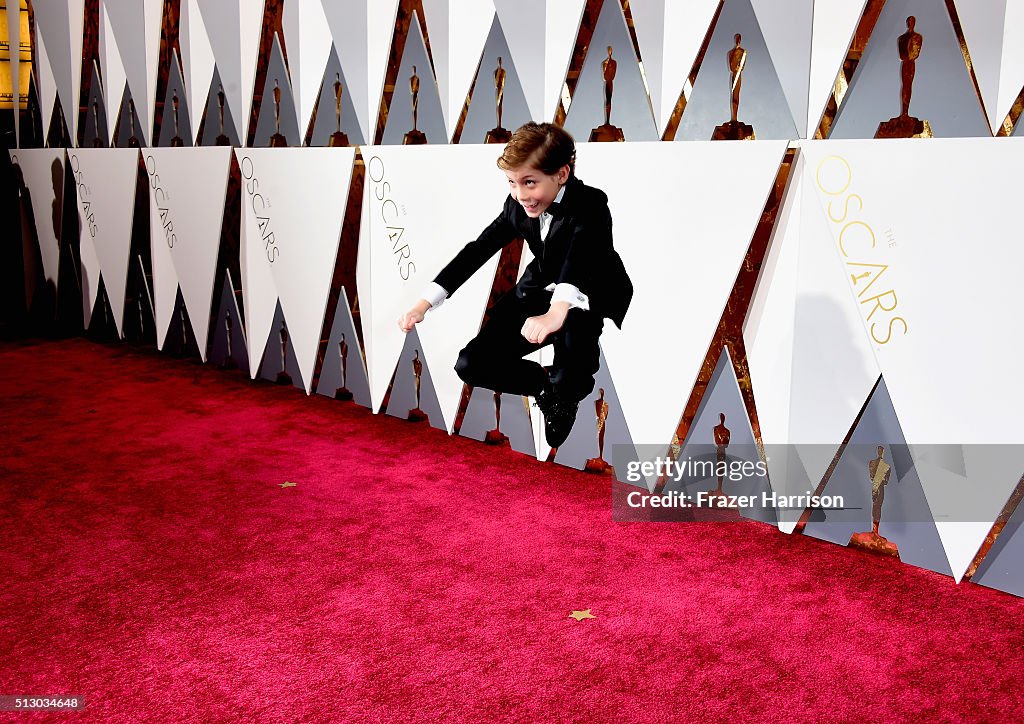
[[423, 184, 590, 312]]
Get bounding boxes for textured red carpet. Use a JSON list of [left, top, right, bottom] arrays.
[[1, 338, 1022, 722]]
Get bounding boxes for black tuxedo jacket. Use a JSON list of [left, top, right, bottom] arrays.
[[433, 175, 633, 328]]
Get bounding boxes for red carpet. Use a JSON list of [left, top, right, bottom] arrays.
[[1, 338, 1022, 722]]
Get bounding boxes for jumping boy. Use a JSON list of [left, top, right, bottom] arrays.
[[398, 122, 632, 448]]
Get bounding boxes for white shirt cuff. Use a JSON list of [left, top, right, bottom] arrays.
[[423, 282, 449, 311], [546, 282, 590, 311]]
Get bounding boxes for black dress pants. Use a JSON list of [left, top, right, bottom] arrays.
[[454, 290, 604, 404]]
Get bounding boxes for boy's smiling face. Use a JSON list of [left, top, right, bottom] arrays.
[[505, 162, 570, 218]]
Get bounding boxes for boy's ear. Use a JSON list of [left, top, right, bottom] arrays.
[[557, 165, 570, 184]]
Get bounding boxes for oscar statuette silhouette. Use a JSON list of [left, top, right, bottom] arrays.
[[269, 79, 288, 147], [403, 66, 427, 145], [485, 57, 512, 143], [275, 322, 293, 385], [407, 349, 428, 421], [334, 334, 354, 401], [585, 389, 614, 474], [712, 35, 756, 140], [485, 391, 510, 445], [849, 446, 900, 557], [590, 47, 625, 141], [875, 16, 933, 138], [329, 73, 350, 147]]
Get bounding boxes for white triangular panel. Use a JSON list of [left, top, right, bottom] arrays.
[[180, 0, 216, 137], [544, 0, 586, 121], [36, 0, 87, 141], [802, 138, 1024, 579], [235, 148, 353, 392], [99, 5, 126, 145], [658, 0, 720, 132], [806, 0, 867, 137], [9, 149, 65, 290], [998, 1, 1024, 131], [239, 0, 266, 142], [421, 0, 451, 134], [79, 222, 100, 328], [953, 0, 1008, 134], [71, 149, 139, 337], [369, 0, 401, 141], [102, 0, 163, 145], [751, 0, 813, 136], [32, 11, 58, 141], [282, 0, 333, 139], [358, 145, 509, 428], [449, 2, 496, 133], [146, 148, 232, 359], [8, 1, 20, 147], [628, 0, 666, 127], [578, 141, 788, 488]]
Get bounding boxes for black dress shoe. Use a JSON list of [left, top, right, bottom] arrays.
[[535, 384, 579, 449]]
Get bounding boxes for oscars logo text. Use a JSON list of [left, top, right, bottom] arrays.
[[240, 155, 280, 263], [367, 155, 415, 281], [145, 155, 177, 249], [69, 154, 98, 239]]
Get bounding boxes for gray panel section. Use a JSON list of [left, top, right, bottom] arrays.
[[676, 0, 799, 141], [459, 16, 532, 144], [972, 483, 1024, 596], [113, 83, 145, 148], [670, 349, 775, 524], [563, 0, 658, 141], [157, 50, 193, 147], [460, 389, 537, 458], [257, 300, 306, 391], [830, 0, 990, 138], [83, 61, 109, 147], [381, 13, 448, 145], [197, 66, 241, 147], [252, 34, 302, 147], [314, 286, 371, 408], [552, 347, 642, 486], [307, 45, 366, 146], [802, 376, 952, 577], [384, 326, 448, 432], [208, 270, 250, 375]]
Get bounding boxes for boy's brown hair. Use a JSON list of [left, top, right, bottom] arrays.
[[496, 122, 576, 176]]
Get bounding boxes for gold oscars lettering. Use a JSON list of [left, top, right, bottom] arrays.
[[485, 57, 512, 144], [403, 66, 427, 145], [367, 156, 415, 281], [590, 47, 625, 142], [815, 155, 908, 345], [876, 16, 933, 138], [712, 34, 756, 141]]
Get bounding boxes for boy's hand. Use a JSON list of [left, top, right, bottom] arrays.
[[398, 299, 432, 332], [521, 302, 570, 344]]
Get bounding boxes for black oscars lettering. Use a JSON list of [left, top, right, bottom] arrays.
[[367, 155, 415, 281], [240, 156, 280, 263], [68, 155, 98, 239], [145, 155, 177, 248]]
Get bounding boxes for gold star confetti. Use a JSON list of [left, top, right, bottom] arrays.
[[569, 609, 596, 621], [279, 481, 297, 488]]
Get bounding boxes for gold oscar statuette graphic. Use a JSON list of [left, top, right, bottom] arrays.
[[590, 47, 625, 142], [403, 66, 428, 145], [708, 413, 731, 497], [275, 322, 293, 385], [216, 85, 231, 146], [585, 388, 614, 474], [712, 34, 756, 140], [329, 73, 350, 147], [170, 89, 184, 147], [91, 100, 102, 147], [407, 350, 428, 422], [334, 333, 353, 401], [270, 79, 288, 147], [127, 98, 141, 148], [485, 391, 509, 445], [876, 16, 933, 138], [485, 57, 512, 144], [221, 314, 237, 370], [849, 446, 900, 557]]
